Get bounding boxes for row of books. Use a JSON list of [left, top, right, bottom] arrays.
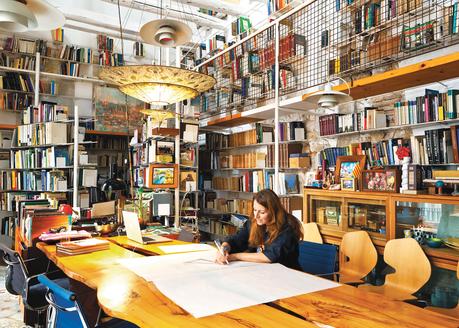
[[11, 147, 70, 169], [84, 134, 129, 151], [211, 171, 300, 195], [393, 89, 459, 126], [0, 216, 14, 239], [97, 34, 114, 53], [133, 41, 144, 57], [16, 122, 68, 146], [3, 37, 36, 54], [1, 169, 68, 192], [39, 80, 58, 95], [56, 45, 95, 63], [206, 219, 238, 237], [211, 198, 253, 216], [60, 62, 80, 77], [0, 92, 33, 111], [0, 192, 33, 212], [267, 0, 295, 15], [0, 53, 36, 70], [0, 72, 34, 92], [23, 103, 68, 124], [219, 153, 266, 169], [319, 108, 387, 136], [232, 17, 252, 37], [53, 28, 64, 42], [98, 51, 123, 67], [266, 143, 303, 169], [320, 125, 459, 167]]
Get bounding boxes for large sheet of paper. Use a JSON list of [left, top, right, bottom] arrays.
[[157, 244, 214, 254], [119, 250, 340, 318]]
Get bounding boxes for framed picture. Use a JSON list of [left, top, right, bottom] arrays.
[[341, 178, 356, 191], [361, 169, 400, 193], [148, 164, 178, 189], [335, 155, 366, 184], [156, 141, 175, 163]]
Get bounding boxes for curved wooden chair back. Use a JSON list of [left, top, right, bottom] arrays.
[[339, 231, 377, 280], [384, 238, 431, 295], [302, 223, 323, 244]]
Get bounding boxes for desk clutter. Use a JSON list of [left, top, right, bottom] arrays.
[[56, 238, 110, 255]]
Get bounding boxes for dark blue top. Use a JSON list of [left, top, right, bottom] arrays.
[[225, 218, 300, 270]]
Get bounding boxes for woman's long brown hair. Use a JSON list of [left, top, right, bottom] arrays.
[[248, 189, 303, 247]]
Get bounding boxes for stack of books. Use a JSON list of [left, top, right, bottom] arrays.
[[56, 238, 110, 255]]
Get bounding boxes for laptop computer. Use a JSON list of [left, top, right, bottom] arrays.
[[122, 211, 171, 245]]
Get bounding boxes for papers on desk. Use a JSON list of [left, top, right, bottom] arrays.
[[119, 250, 340, 318], [57, 238, 109, 255], [157, 243, 214, 254]]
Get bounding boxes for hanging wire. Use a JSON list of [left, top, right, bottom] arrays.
[[116, 0, 134, 198]]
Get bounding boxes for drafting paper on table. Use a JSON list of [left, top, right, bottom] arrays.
[[119, 251, 340, 318], [158, 243, 214, 254]]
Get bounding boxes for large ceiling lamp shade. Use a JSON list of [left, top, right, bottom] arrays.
[[140, 19, 192, 47], [0, 1, 37, 32], [99, 65, 216, 106], [0, 0, 65, 32]]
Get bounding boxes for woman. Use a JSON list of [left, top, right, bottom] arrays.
[[215, 189, 303, 269]]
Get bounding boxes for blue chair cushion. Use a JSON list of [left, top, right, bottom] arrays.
[[97, 318, 139, 328], [23, 277, 70, 309], [298, 241, 337, 277]]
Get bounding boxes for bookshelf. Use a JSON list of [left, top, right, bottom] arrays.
[[0, 103, 96, 209]]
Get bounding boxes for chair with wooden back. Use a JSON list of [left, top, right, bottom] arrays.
[[338, 231, 377, 284], [359, 238, 431, 301], [425, 261, 458, 318], [302, 222, 323, 244]]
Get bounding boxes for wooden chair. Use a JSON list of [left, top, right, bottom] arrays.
[[424, 262, 459, 318], [338, 231, 377, 284], [359, 238, 431, 301], [302, 222, 323, 244]]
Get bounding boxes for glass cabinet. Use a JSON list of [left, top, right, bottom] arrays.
[[346, 200, 386, 236]]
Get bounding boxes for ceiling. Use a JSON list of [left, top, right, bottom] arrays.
[[47, 0, 267, 48]]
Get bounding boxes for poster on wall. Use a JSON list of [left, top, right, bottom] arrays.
[[94, 86, 144, 133]]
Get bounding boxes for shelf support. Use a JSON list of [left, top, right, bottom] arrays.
[[274, 22, 280, 194], [34, 52, 40, 107], [73, 105, 79, 207], [174, 46, 180, 228]]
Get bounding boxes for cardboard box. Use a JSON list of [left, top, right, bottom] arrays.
[[289, 153, 311, 168]]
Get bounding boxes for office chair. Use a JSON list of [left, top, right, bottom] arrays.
[[298, 240, 337, 280], [38, 274, 139, 328], [0, 242, 69, 325]]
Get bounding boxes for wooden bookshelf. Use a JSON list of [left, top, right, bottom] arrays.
[[303, 52, 459, 102], [86, 130, 131, 136]]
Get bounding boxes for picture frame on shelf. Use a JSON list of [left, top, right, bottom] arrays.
[[341, 177, 356, 191], [361, 169, 400, 193], [156, 141, 175, 163], [335, 155, 366, 184], [148, 164, 178, 189]]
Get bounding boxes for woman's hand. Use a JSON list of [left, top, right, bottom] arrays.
[[215, 242, 231, 265]]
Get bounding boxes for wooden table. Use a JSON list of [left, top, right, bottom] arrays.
[[37, 241, 459, 328], [107, 236, 189, 256]]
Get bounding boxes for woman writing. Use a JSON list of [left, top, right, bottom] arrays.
[[215, 189, 303, 269]]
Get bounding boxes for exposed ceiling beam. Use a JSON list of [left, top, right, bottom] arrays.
[[100, 0, 227, 30]]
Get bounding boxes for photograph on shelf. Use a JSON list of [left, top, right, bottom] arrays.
[[335, 155, 366, 184], [180, 171, 197, 192], [156, 141, 175, 163], [149, 164, 178, 189], [284, 173, 299, 194], [361, 169, 400, 193], [340, 177, 356, 191]]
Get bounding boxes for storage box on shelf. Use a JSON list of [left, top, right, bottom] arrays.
[[303, 188, 459, 270]]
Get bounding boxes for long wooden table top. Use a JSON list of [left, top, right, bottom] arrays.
[[37, 241, 313, 328], [107, 236, 189, 255], [37, 241, 459, 328]]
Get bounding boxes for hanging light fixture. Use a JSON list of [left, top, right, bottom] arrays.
[[0, 0, 65, 32], [99, 0, 215, 107], [99, 65, 216, 106], [304, 81, 352, 109], [140, 19, 192, 47]]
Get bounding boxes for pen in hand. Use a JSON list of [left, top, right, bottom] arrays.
[[214, 240, 229, 265]]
